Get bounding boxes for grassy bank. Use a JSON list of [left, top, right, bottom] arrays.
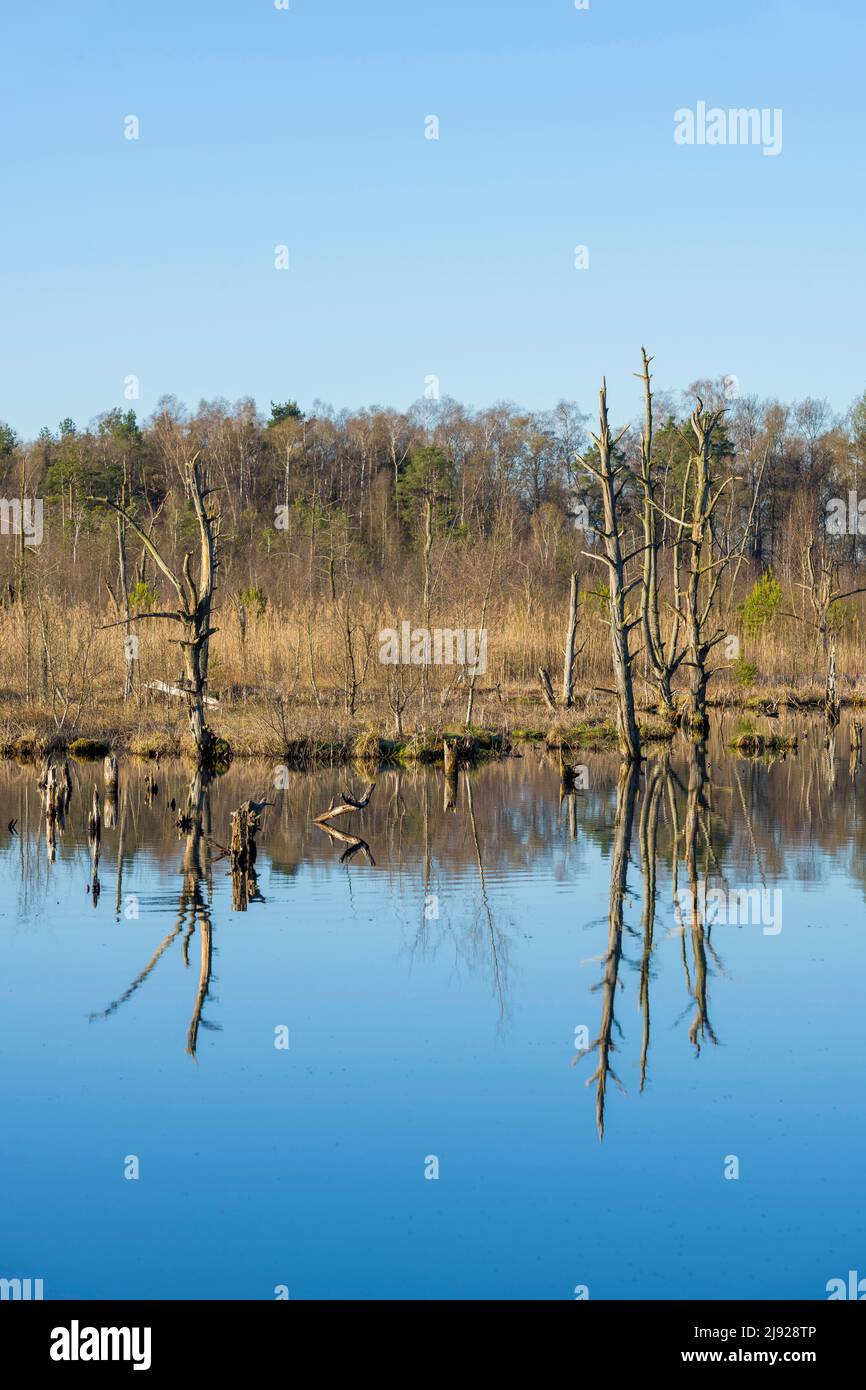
[[0, 675, 846, 767]]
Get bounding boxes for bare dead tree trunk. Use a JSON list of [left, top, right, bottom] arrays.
[[443, 737, 458, 810], [91, 453, 222, 767], [636, 349, 680, 718], [561, 571, 579, 707], [579, 381, 641, 762], [825, 634, 840, 731], [538, 667, 557, 711], [798, 542, 866, 733]]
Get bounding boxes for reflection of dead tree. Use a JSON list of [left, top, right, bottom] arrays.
[[574, 760, 639, 1138], [443, 739, 458, 811], [315, 820, 376, 865], [87, 771, 217, 1058], [114, 788, 126, 920], [638, 762, 664, 1092], [850, 721, 862, 780], [465, 773, 507, 1020], [181, 771, 215, 1058], [88, 921, 185, 1022], [87, 785, 101, 906], [103, 753, 119, 829], [684, 742, 717, 1054], [38, 756, 72, 863]]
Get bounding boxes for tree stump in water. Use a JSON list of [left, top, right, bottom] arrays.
[[825, 640, 841, 736], [87, 786, 102, 906], [443, 739, 458, 811], [230, 802, 259, 871], [87, 786, 101, 845], [229, 800, 267, 910]]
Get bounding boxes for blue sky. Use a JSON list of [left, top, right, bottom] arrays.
[[1, 0, 863, 437]]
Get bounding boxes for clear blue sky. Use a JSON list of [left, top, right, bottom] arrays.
[[1, 0, 863, 438]]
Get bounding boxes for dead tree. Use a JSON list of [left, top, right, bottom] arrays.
[[656, 398, 763, 732], [561, 572, 580, 707], [635, 349, 683, 719], [103, 753, 119, 830], [797, 542, 866, 732], [91, 453, 221, 766], [229, 799, 268, 910], [578, 381, 641, 762], [87, 785, 102, 906], [443, 737, 458, 811], [39, 757, 71, 864], [538, 667, 557, 711], [314, 783, 376, 823], [681, 405, 723, 729]]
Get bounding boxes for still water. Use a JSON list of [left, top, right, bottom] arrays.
[[0, 718, 863, 1300]]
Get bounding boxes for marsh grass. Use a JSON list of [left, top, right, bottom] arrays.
[[1, 594, 863, 761]]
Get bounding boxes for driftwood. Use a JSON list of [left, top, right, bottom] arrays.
[[538, 667, 557, 712], [146, 679, 219, 708], [314, 782, 375, 823]]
